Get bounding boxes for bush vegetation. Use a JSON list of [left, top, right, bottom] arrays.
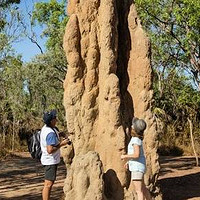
[[0, 0, 200, 159]]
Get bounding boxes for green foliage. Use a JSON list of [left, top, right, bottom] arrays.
[[32, 0, 68, 51], [0, 0, 20, 30], [135, 0, 200, 155], [153, 68, 200, 121], [0, 54, 26, 153], [135, 0, 200, 81], [0, 1, 25, 124], [1, 0, 200, 157], [24, 52, 67, 125], [25, 0, 68, 125], [0, 0, 20, 8], [1, 1, 68, 152], [0, 4, 24, 53]]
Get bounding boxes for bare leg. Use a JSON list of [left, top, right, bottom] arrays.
[[132, 180, 144, 200], [42, 180, 54, 200], [142, 180, 152, 200]]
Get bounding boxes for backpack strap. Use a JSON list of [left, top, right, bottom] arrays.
[[50, 127, 59, 138]]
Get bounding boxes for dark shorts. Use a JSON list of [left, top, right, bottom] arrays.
[[44, 164, 58, 181]]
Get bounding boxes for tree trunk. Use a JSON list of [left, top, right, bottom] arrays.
[[3, 124, 6, 147], [187, 117, 199, 166], [2, 114, 7, 147], [12, 119, 15, 151]]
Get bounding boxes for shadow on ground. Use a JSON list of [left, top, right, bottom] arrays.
[[0, 153, 66, 200], [158, 156, 200, 200]]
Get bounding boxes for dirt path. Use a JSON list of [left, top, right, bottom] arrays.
[[0, 153, 200, 200], [0, 152, 66, 200], [158, 156, 200, 200]]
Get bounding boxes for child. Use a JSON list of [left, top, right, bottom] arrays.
[[121, 117, 151, 200]]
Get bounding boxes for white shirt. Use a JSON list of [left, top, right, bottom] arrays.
[[40, 125, 60, 165], [128, 137, 146, 173]]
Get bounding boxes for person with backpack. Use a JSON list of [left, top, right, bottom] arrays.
[[121, 117, 152, 200], [40, 109, 70, 200]]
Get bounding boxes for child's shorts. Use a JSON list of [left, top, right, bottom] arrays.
[[131, 171, 144, 180]]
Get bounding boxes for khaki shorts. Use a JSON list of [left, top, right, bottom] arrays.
[[131, 171, 144, 180]]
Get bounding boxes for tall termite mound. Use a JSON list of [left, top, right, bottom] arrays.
[[63, 0, 161, 199]]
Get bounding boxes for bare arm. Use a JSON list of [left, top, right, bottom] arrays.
[[47, 138, 70, 154], [121, 144, 140, 161]]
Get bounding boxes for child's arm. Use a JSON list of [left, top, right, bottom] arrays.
[[121, 144, 140, 161]]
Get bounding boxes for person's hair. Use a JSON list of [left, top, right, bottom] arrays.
[[131, 117, 147, 139]]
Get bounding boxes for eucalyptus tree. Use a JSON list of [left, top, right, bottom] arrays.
[[32, 0, 68, 51], [135, 0, 200, 89], [0, 0, 20, 30], [24, 53, 66, 124], [134, 0, 200, 119], [31, 0, 68, 78], [0, 0, 26, 152], [135, 0, 200, 155], [0, 0, 20, 7], [23, 0, 68, 126]]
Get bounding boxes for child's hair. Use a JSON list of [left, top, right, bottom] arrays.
[[131, 117, 147, 138]]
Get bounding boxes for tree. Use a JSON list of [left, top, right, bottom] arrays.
[[135, 0, 200, 88], [22, 0, 68, 126], [0, 1, 27, 152], [32, 0, 68, 51], [0, 55, 25, 151], [134, 0, 200, 156], [0, 0, 69, 154], [0, 0, 20, 7], [153, 68, 200, 156], [0, 0, 20, 30], [24, 53, 66, 124]]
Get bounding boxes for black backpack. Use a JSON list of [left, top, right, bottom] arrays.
[[27, 129, 42, 160]]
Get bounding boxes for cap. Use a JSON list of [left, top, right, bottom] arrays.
[[43, 110, 57, 125]]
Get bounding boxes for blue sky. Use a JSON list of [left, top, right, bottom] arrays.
[[12, 0, 49, 62]]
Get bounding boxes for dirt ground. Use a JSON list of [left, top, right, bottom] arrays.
[[158, 156, 200, 200], [0, 153, 200, 200], [0, 152, 66, 200]]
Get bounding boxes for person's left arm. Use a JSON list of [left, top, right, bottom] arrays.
[[121, 144, 140, 161], [46, 132, 69, 154], [47, 139, 69, 154]]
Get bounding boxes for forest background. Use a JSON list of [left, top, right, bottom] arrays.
[[0, 0, 200, 159]]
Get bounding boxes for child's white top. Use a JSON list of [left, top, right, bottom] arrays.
[[128, 136, 146, 173]]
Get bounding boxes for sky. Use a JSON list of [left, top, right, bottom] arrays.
[[12, 0, 49, 62]]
